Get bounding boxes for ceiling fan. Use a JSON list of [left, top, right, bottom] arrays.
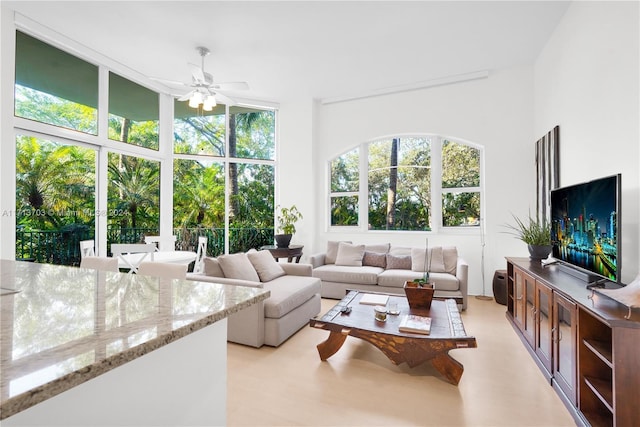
[[151, 46, 249, 110]]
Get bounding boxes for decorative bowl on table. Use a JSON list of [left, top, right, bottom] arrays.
[[404, 280, 435, 310]]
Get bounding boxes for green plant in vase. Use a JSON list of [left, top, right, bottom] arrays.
[[275, 205, 303, 248], [505, 212, 552, 260], [413, 237, 431, 287]]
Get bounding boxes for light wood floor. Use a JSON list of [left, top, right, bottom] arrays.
[[227, 297, 575, 426]]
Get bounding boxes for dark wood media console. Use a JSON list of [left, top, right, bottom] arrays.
[[506, 257, 640, 427]]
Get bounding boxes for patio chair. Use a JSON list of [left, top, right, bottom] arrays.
[[144, 235, 177, 251], [80, 256, 119, 272], [79, 240, 96, 258], [193, 236, 208, 274], [111, 243, 157, 274]]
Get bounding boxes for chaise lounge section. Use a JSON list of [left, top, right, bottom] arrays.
[[187, 249, 321, 347], [310, 242, 468, 310]]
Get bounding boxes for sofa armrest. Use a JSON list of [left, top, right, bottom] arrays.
[[456, 257, 469, 310], [309, 253, 326, 269], [280, 263, 312, 277], [186, 273, 264, 289]]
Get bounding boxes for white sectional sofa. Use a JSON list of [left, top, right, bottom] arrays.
[[187, 249, 321, 347], [309, 242, 468, 310]]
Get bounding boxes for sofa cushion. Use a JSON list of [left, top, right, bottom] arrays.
[[313, 265, 382, 285], [377, 269, 459, 291], [263, 276, 321, 319], [326, 240, 352, 264], [217, 252, 260, 282], [386, 254, 411, 270], [247, 250, 286, 282], [335, 242, 365, 266], [364, 243, 390, 254], [389, 246, 412, 257], [362, 251, 386, 268], [411, 246, 458, 275], [377, 269, 424, 288], [203, 257, 224, 277]]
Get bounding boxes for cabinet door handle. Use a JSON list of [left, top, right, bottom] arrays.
[[558, 329, 563, 342], [551, 327, 557, 343]]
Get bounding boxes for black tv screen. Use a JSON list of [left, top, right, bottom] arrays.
[[550, 174, 621, 283]]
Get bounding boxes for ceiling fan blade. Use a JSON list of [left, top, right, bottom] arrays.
[[212, 91, 236, 106], [188, 63, 206, 83], [149, 76, 190, 87], [177, 90, 195, 101], [212, 81, 249, 91]]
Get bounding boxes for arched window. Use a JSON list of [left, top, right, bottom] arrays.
[[329, 135, 482, 231]]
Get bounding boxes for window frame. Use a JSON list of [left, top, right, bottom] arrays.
[[328, 134, 484, 234], [8, 23, 279, 261]]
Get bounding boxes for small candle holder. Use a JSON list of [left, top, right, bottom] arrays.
[[374, 305, 387, 322]]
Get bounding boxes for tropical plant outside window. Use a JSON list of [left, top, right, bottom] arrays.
[[14, 30, 278, 265], [15, 136, 96, 264], [330, 147, 359, 226], [441, 139, 481, 226], [329, 136, 482, 231], [173, 102, 276, 255]]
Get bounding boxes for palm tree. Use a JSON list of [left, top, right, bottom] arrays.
[[16, 136, 95, 229], [108, 155, 159, 229]]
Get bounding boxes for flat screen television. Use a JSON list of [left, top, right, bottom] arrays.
[[550, 174, 621, 284]]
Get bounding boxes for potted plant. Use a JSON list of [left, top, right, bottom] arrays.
[[505, 213, 552, 260], [404, 237, 435, 309], [275, 205, 303, 248]]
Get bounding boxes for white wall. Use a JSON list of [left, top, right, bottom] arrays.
[[277, 98, 316, 252], [534, 1, 640, 283], [313, 67, 536, 296]]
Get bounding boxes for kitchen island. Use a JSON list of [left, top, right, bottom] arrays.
[[0, 259, 269, 426]]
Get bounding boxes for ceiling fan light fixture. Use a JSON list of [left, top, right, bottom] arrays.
[[188, 91, 203, 108], [203, 95, 217, 111]]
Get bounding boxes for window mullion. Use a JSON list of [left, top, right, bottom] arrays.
[[431, 136, 443, 231], [359, 142, 369, 230]]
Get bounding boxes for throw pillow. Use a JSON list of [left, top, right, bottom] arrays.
[[411, 248, 430, 273], [364, 243, 390, 254], [362, 251, 387, 268], [247, 250, 286, 282], [442, 246, 458, 275], [326, 240, 352, 264], [386, 254, 412, 270], [429, 246, 446, 273], [335, 242, 366, 266], [217, 253, 260, 282], [203, 257, 224, 277]]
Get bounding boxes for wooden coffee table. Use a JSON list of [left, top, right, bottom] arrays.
[[309, 290, 477, 385]]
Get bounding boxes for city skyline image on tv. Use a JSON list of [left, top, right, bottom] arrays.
[[550, 175, 620, 282]]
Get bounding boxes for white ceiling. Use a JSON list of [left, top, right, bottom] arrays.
[[6, 1, 571, 104]]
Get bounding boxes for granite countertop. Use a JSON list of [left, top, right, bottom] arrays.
[[0, 259, 270, 420]]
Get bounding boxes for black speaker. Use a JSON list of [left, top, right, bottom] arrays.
[[493, 270, 508, 305]]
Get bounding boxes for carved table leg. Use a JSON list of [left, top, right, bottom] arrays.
[[316, 331, 348, 360], [430, 353, 464, 385]]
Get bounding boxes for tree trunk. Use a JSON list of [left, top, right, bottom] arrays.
[[228, 114, 239, 219], [386, 138, 399, 229]]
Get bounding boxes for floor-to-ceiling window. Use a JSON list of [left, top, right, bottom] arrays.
[[13, 29, 277, 264], [173, 103, 276, 257]]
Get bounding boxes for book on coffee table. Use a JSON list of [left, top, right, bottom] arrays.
[[359, 293, 389, 306], [398, 314, 432, 335]]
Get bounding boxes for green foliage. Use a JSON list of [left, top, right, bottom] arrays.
[[277, 205, 303, 235], [15, 85, 98, 134], [107, 153, 160, 229], [367, 138, 431, 230], [505, 213, 552, 245], [16, 136, 95, 230]]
